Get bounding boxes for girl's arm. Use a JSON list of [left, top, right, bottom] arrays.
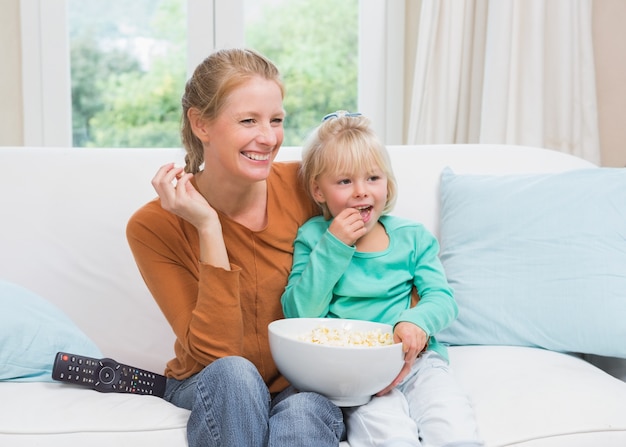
[[379, 228, 457, 396], [281, 222, 354, 318], [399, 230, 458, 337]]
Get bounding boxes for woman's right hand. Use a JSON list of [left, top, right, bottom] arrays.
[[152, 163, 230, 269], [151, 163, 219, 230]]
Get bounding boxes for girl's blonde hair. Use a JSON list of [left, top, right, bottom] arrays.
[[180, 48, 284, 173], [300, 113, 398, 219]]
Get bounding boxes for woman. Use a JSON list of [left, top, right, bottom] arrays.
[[126, 48, 344, 446]]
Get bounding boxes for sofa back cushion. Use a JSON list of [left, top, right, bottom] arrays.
[[437, 167, 626, 358], [0, 280, 102, 381], [0, 144, 595, 372]]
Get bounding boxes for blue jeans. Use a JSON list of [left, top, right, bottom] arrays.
[[164, 356, 345, 447]]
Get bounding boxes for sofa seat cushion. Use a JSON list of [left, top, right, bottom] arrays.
[[2, 351, 624, 447], [449, 345, 626, 446], [0, 382, 189, 447]]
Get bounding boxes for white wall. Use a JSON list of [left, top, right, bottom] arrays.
[[0, 0, 23, 146], [592, 0, 626, 167]]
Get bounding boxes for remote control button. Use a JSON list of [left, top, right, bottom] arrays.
[[99, 366, 115, 384]]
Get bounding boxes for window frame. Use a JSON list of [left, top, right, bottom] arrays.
[[20, 0, 404, 147]]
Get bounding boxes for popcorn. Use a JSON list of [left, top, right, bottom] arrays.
[[299, 324, 393, 347]]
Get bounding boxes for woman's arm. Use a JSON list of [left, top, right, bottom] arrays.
[[126, 164, 245, 371]]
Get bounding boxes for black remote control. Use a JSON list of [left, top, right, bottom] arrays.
[[52, 352, 167, 398]]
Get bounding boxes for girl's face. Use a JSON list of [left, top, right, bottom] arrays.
[[313, 166, 388, 232], [200, 76, 285, 184]]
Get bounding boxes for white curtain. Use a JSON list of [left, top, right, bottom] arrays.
[[406, 0, 601, 165]]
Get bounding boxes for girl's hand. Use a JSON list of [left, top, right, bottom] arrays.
[[375, 322, 428, 396], [151, 163, 219, 231], [328, 208, 367, 246]]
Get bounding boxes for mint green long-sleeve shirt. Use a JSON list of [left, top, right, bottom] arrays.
[[281, 215, 457, 361]]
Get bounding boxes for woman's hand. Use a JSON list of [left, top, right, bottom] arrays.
[[152, 163, 219, 230], [375, 322, 428, 396], [328, 208, 366, 246], [152, 163, 230, 269]]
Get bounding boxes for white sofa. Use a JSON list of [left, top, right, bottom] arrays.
[[1, 144, 625, 447]]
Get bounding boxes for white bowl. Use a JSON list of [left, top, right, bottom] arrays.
[[268, 318, 404, 406]]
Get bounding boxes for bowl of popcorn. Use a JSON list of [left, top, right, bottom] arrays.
[[268, 318, 404, 406]]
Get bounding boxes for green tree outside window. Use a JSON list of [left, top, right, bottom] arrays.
[[70, 0, 357, 148]]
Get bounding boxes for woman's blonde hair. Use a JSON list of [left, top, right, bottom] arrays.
[[180, 48, 284, 173], [300, 112, 398, 219]]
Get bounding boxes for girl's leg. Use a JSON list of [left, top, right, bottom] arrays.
[[269, 386, 345, 447], [399, 351, 483, 447], [342, 388, 420, 447]]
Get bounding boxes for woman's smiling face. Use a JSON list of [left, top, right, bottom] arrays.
[[202, 76, 285, 184]]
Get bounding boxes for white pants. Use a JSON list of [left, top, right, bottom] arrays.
[[343, 351, 483, 447]]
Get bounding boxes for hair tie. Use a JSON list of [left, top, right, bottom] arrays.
[[321, 110, 362, 122]]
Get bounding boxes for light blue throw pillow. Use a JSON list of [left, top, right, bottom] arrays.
[[0, 280, 103, 382], [437, 167, 626, 357]]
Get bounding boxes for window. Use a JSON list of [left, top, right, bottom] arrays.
[[68, 0, 187, 147], [244, 0, 358, 145], [20, 0, 403, 148]]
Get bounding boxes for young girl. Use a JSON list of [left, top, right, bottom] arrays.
[[281, 111, 483, 447]]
